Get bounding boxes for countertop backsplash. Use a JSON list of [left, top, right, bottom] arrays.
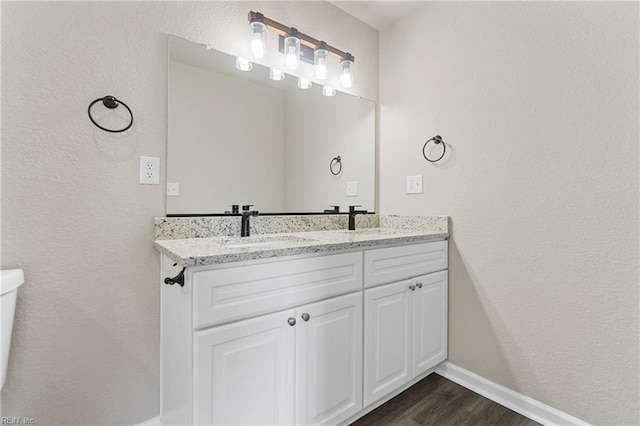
[[154, 214, 381, 240]]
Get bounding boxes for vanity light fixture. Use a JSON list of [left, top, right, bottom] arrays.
[[298, 77, 312, 89], [247, 11, 355, 88], [340, 53, 354, 89], [249, 12, 267, 58], [322, 86, 336, 97], [235, 57, 252, 71], [284, 28, 301, 70], [269, 68, 285, 81]]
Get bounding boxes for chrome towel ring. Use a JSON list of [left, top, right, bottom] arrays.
[[88, 95, 133, 133], [330, 156, 342, 175], [423, 135, 446, 163]]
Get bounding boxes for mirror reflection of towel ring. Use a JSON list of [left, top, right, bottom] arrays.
[[330, 156, 342, 175], [88, 95, 134, 133], [423, 135, 446, 163]]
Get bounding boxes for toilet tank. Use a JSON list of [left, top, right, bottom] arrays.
[[1, 269, 24, 390]]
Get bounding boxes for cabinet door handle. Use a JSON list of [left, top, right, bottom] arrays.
[[301, 313, 310, 321], [288, 317, 296, 326], [409, 284, 416, 291], [416, 282, 423, 289]]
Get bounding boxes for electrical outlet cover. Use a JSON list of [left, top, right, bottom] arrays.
[[346, 181, 358, 197], [406, 175, 423, 194], [167, 182, 180, 196], [140, 156, 160, 185]]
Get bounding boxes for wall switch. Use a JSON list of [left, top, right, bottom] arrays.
[[346, 181, 358, 197], [167, 182, 180, 196], [139, 156, 160, 185], [406, 175, 423, 194]]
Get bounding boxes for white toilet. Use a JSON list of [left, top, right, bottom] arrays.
[[1, 269, 24, 390]]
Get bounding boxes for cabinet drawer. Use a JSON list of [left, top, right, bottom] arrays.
[[192, 252, 363, 329], [364, 241, 447, 288]]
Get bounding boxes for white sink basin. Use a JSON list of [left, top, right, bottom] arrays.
[[224, 240, 291, 249], [342, 228, 400, 235], [219, 235, 314, 249]]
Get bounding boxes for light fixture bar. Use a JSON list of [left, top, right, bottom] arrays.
[[247, 11, 354, 63]]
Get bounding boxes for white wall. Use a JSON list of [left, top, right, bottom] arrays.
[[168, 61, 286, 213], [379, 2, 639, 424], [284, 87, 376, 212], [0, 2, 378, 424]]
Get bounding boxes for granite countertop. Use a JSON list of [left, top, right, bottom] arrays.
[[154, 225, 448, 267]]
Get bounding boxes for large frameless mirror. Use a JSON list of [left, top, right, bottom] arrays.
[[167, 35, 376, 215]]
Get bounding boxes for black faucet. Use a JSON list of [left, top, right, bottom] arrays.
[[324, 205, 340, 213], [241, 205, 259, 237], [348, 205, 368, 230], [224, 204, 240, 214]]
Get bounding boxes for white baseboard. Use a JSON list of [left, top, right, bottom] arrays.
[[136, 415, 160, 425], [435, 361, 590, 426]]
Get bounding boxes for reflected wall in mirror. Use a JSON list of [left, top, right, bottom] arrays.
[[167, 36, 376, 215]]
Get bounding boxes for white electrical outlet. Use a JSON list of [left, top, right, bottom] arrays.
[[167, 182, 180, 196], [406, 175, 423, 194], [139, 156, 160, 185], [346, 181, 358, 197]]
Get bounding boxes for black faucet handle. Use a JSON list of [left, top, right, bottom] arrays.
[[324, 205, 340, 213], [242, 204, 254, 211], [231, 204, 239, 214], [349, 205, 363, 213]]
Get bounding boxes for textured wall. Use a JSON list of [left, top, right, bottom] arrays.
[[379, 2, 639, 424], [0, 2, 378, 424]]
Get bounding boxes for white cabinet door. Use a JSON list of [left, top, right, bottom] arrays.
[[296, 293, 363, 426], [412, 270, 448, 376], [194, 309, 296, 425], [363, 279, 413, 407]]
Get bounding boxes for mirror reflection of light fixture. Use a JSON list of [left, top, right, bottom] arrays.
[[340, 53, 354, 89], [298, 77, 312, 89], [284, 28, 301, 70], [247, 11, 355, 88], [322, 86, 336, 97], [269, 68, 285, 81], [314, 41, 329, 80], [235, 57, 252, 71], [249, 12, 266, 58]]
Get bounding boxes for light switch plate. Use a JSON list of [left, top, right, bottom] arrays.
[[406, 175, 423, 194], [167, 182, 180, 196], [346, 181, 358, 197], [139, 156, 160, 185]]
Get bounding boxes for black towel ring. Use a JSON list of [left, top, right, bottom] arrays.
[[330, 156, 342, 175], [423, 135, 446, 163], [88, 96, 133, 133]]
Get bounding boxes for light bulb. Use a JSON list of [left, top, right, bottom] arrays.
[[314, 43, 329, 80], [340, 54, 354, 88], [284, 29, 300, 70], [285, 46, 299, 70], [249, 21, 266, 58], [270, 68, 285, 81], [251, 38, 264, 59], [235, 57, 252, 72], [322, 86, 336, 97], [339, 72, 353, 89], [315, 61, 327, 80], [298, 77, 312, 89]]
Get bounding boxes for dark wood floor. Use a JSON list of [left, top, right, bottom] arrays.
[[351, 374, 540, 426]]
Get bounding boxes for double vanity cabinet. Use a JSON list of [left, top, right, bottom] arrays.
[[160, 237, 448, 425]]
